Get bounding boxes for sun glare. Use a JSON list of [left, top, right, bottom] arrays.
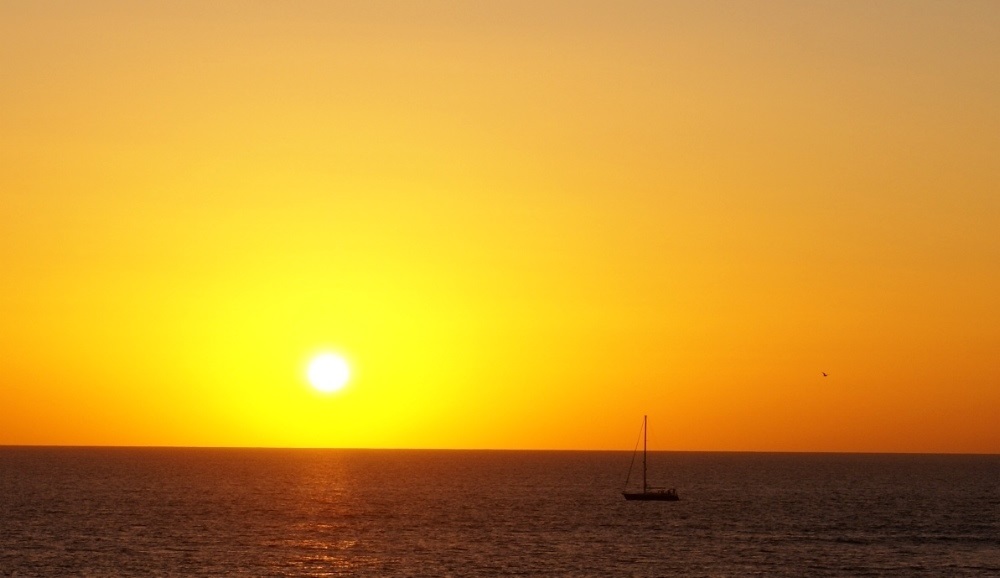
[[307, 353, 351, 393]]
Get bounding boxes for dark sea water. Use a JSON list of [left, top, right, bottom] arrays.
[[1, 448, 997, 577]]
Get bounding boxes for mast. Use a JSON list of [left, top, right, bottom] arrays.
[[642, 414, 648, 492]]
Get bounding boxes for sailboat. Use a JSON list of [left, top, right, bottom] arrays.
[[622, 415, 679, 501]]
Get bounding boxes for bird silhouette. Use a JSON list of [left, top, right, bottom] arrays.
[[822, 372, 828, 377]]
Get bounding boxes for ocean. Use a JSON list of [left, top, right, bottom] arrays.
[[1, 448, 997, 576]]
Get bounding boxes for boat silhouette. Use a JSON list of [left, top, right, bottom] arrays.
[[622, 415, 679, 501]]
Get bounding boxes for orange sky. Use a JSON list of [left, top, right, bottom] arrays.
[[2, 1, 998, 452]]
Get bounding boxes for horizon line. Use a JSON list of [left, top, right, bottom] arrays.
[[1, 444, 997, 456]]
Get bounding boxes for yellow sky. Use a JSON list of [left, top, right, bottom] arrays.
[[2, 1, 998, 452]]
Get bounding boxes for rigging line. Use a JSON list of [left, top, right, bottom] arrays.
[[622, 418, 644, 491]]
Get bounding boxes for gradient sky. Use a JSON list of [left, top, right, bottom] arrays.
[[2, 1, 998, 452]]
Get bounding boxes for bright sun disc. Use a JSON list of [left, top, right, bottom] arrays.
[[307, 353, 351, 393]]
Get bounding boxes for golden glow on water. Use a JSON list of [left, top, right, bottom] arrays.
[[4, 449, 994, 575]]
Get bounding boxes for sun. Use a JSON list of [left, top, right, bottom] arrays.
[[307, 353, 351, 393]]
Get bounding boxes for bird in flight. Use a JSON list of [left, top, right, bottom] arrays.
[[822, 372, 828, 377]]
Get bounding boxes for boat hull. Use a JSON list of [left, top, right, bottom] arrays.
[[622, 490, 679, 501]]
